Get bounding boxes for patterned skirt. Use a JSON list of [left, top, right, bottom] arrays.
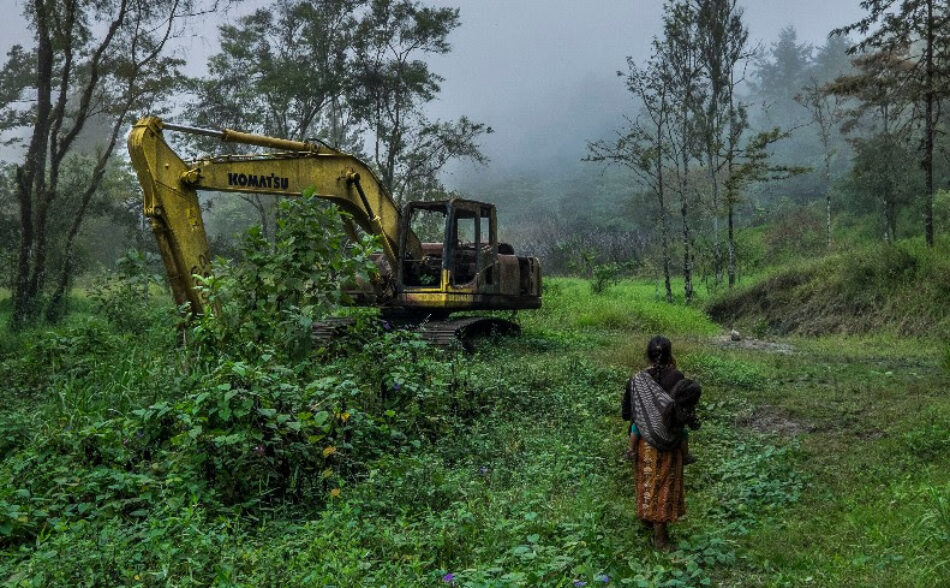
[[634, 438, 685, 523]]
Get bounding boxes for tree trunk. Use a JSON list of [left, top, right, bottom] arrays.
[[13, 170, 38, 328], [707, 151, 721, 285], [826, 191, 833, 251], [882, 195, 892, 243], [656, 123, 673, 304], [661, 213, 673, 304], [681, 198, 692, 304], [47, 117, 125, 322], [888, 200, 897, 243], [727, 201, 736, 287], [821, 118, 834, 251], [680, 142, 693, 304], [824, 144, 833, 251], [12, 0, 53, 329], [26, 188, 54, 311], [924, 0, 935, 247]]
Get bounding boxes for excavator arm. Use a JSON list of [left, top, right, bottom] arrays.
[[127, 116, 420, 313]]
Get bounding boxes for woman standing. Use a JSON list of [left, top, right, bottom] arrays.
[[622, 336, 701, 549]]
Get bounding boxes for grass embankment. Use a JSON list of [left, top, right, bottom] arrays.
[[1, 278, 948, 586], [708, 238, 950, 339]]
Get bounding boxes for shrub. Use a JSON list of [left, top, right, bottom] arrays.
[[0, 195, 481, 553], [763, 206, 825, 261], [591, 263, 622, 294], [0, 315, 121, 396], [87, 249, 169, 334]]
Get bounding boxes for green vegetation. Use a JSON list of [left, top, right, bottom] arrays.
[[2, 252, 947, 585], [3, 1, 950, 584], [526, 278, 720, 336], [708, 237, 950, 338]]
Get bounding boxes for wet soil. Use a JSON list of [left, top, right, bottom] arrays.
[[737, 405, 814, 437], [712, 335, 796, 354]]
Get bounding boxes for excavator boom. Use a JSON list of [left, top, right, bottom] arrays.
[[128, 116, 416, 312]]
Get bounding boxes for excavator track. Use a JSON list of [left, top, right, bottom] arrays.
[[416, 317, 521, 350], [311, 318, 359, 344], [312, 316, 520, 350]]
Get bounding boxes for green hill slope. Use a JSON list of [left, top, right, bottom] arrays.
[[708, 238, 950, 338]]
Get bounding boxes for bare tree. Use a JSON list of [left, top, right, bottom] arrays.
[[693, 0, 753, 286], [724, 128, 807, 285], [1, 0, 222, 327], [656, 0, 705, 304], [588, 55, 674, 303], [796, 80, 844, 250]]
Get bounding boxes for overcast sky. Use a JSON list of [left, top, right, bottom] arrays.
[[421, 0, 866, 179], [0, 0, 867, 176]]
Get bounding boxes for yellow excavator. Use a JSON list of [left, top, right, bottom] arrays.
[[127, 116, 541, 346]]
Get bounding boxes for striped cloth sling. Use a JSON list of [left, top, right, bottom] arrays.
[[626, 370, 681, 451]]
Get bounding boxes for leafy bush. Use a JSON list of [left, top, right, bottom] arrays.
[[0, 315, 123, 397], [0, 195, 477, 562], [86, 249, 168, 334], [837, 244, 916, 305], [193, 192, 379, 358], [562, 241, 596, 277]]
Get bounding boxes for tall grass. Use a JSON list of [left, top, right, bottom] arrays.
[[524, 277, 720, 336]]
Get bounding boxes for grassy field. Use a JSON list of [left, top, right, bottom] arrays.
[[1, 278, 948, 586]]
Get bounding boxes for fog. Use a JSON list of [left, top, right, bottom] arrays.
[[422, 0, 866, 182], [1, 0, 865, 174]]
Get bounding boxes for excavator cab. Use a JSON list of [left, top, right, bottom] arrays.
[[395, 199, 540, 314], [448, 201, 497, 288], [399, 199, 496, 290]]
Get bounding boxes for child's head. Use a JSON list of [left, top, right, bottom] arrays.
[[671, 379, 702, 430]]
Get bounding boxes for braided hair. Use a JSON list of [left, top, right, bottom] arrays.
[[645, 335, 676, 379]]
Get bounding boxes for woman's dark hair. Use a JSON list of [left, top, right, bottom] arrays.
[[645, 335, 676, 370]]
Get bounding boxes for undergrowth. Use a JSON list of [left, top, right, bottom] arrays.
[[2, 200, 948, 585], [0, 199, 485, 584]]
